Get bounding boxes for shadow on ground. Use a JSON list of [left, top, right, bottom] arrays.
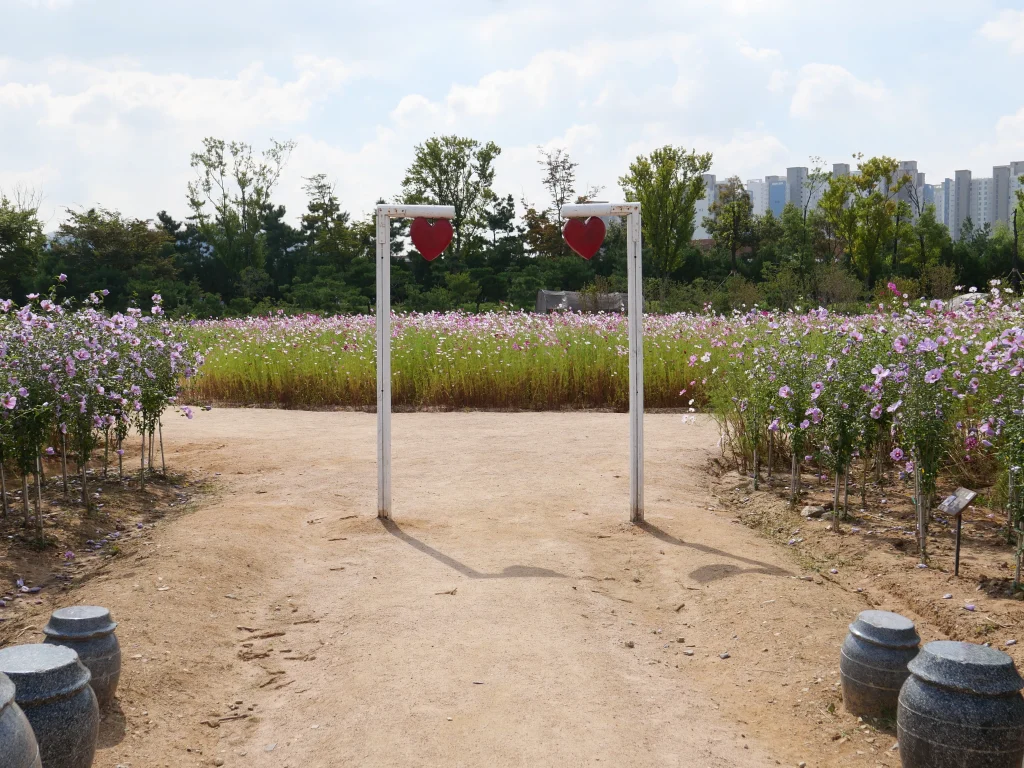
[[381, 519, 565, 579]]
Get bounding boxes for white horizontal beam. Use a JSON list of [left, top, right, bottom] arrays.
[[375, 204, 456, 219], [560, 203, 639, 218]]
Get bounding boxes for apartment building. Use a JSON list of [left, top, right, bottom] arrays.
[[703, 160, 1023, 241]]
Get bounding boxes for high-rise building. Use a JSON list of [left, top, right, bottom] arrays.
[[787, 167, 808, 210], [930, 180, 948, 227], [995, 165, 1011, 225], [953, 170, 972, 240], [895, 160, 919, 207], [832, 163, 851, 177], [746, 179, 768, 216], [935, 178, 953, 227], [766, 177, 786, 218], [971, 177, 995, 229], [1011, 162, 1024, 219]]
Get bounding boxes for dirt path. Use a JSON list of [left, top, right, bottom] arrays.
[[29, 412, 903, 767]]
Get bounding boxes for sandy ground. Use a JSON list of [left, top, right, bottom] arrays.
[[23, 412, 911, 767]]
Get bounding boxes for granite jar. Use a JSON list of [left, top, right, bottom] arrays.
[[898, 640, 1024, 768], [43, 606, 120, 708], [840, 609, 920, 717], [0, 671, 42, 768], [0, 645, 98, 768]]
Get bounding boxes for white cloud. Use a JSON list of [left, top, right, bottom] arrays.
[[738, 41, 782, 61], [967, 105, 1024, 170], [979, 9, 1024, 54], [789, 63, 890, 119], [622, 128, 789, 182], [9, 0, 75, 8], [767, 69, 791, 93], [2, 56, 353, 129]]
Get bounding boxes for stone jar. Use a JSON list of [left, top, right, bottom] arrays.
[[840, 609, 920, 717], [0, 645, 98, 768], [898, 640, 1024, 768], [43, 606, 121, 708], [0, 671, 42, 768]]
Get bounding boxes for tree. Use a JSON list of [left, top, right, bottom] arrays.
[[618, 146, 713, 283], [187, 137, 296, 283], [0, 191, 45, 301], [538, 147, 577, 230], [702, 176, 754, 272], [445, 272, 481, 307], [45, 208, 176, 312], [401, 135, 501, 261], [909, 204, 949, 273]]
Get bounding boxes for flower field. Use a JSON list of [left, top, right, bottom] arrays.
[[181, 311, 719, 410], [0, 288, 202, 540], [5, 280, 1024, 561]]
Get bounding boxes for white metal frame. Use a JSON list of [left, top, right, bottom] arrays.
[[375, 201, 644, 523]]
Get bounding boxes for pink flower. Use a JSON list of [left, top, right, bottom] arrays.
[[778, 385, 792, 398], [890, 448, 904, 461], [1, 395, 16, 409]]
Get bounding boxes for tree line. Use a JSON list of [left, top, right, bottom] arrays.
[[0, 138, 1020, 317]]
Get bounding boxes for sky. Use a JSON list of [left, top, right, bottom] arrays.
[[2, 0, 1023, 229]]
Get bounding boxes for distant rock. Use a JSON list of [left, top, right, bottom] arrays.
[[801, 505, 827, 519]]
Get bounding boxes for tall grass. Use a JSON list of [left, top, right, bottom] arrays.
[[181, 311, 726, 410]]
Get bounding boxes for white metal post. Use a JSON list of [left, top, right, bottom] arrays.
[[559, 203, 644, 523], [626, 209, 644, 522], [375, 204, 456, 520], [376, 209, 392, 519]]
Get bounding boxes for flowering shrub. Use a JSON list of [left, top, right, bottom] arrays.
[[0, 287, 202, 538], [710, 281, 1024, 552]]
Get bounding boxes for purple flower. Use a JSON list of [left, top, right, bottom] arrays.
[[778, 385, 792, 398], [73, 349, 90, 361], [886, 400, 902, 413], [58, 273, 67, 282], [1, 395, 15, 410], [181, 406, 194, 420], [924, 368, 943, 384], [917, 338, 939, 353], [890, 448, 905, 461], [45, 447, 54, 455], [800, 419, 810, 429], [805, 407, 823, 424], [768, 418, 780, 432], [870, 404, 883, 419]]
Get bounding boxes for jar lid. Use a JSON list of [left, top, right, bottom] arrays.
[[909, 640, 1024, 696], [0, 645, 91, 706], [43, 605, 117, 640], [848, 610, 920, 649]]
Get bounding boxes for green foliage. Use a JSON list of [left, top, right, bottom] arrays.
[[7, 140, 1016, 319], [402, 135, 501, 261], [0, 193, 45, 302], [619, 145, 713, 280]]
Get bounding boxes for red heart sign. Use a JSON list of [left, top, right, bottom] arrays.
[[410, 217, 454, 262], [562, 216, 606, 260]]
